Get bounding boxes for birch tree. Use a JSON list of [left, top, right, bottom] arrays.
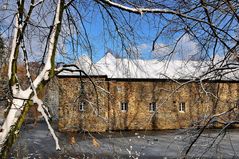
[[0, 0, 65, 157], [0, 0, 239, 158]]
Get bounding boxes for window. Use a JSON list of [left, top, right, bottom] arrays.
[[179, 102, 185, 112], [121, 102, 128, 112], [79, 102, 85, 111], [149, 102, 156, 112]]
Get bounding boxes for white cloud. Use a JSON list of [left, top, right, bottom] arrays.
[[138, 43, 150, 51], [126, 43, 151, 59], [175, 34, 199, 60], [152, 43, 172, 58], [135, 34, 200, 60]]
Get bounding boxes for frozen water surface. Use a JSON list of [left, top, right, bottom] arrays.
[[10, 122, 239, 158]]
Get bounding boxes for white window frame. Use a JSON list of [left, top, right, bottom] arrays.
[[179, 102, 185, 113], [79, 101, 85, 112], [149, 102, 157, 112], [121, 102, 128, 112]]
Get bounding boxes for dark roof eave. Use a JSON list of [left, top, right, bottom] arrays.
[[57, 74, 108, 78], [57, 74, 239, 83], [108, 78, 239, 83]]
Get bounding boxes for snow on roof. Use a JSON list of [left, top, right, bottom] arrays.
[[58, 54, 104, 76], [58, 52, 239, 81]]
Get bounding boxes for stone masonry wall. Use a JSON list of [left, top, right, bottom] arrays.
[[58, 76, 239, 132], [58, 76, 109, 132], [108, 80, 239, 130]]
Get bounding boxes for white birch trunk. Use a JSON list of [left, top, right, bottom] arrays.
[[0, 0, 63, 151]]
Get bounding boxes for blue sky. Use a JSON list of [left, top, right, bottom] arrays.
[[57, 4, 207, 64], [0, 0, 203, 64], [58, 9, 173, 63], [0, 1, 227, 64]]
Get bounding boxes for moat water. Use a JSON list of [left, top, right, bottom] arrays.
[[10, 122, 239, 158]]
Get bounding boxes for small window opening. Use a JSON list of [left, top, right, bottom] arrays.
[[79, 102, 85, 111], [149, 102, 157, 112], [121, 102, 128, 112], [179, 102, 185, 112]]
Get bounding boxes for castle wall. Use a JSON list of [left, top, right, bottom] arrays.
[[58, 76, 239, 132], [108, 80, 239, 130], [58, 76, 109, 132]]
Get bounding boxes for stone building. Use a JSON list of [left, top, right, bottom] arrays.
[[56, 53, 239, 132]]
